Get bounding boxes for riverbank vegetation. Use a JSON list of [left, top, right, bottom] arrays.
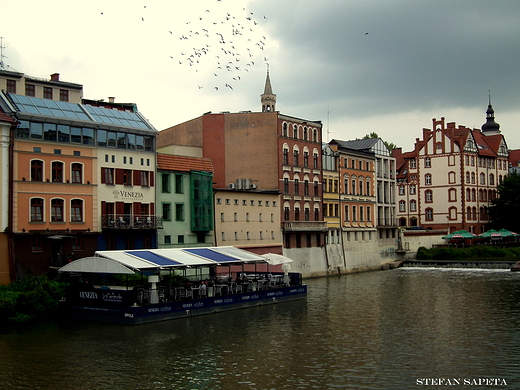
[[416, 245, 520, 260], [0, 275, 68, 328]]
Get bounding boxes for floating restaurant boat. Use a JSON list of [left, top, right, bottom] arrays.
[[58, 247, 307, 325]]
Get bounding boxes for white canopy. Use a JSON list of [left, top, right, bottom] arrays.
[[58, 247, 269, 274]]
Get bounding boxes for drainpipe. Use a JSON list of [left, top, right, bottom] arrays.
[[7, 119, 17, 281]]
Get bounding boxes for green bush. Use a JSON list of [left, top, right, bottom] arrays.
[[416, 245, 520, 260], [0, 275, 68, 327]]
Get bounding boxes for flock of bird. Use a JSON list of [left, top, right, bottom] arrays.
[[101, 2, 269, 92]]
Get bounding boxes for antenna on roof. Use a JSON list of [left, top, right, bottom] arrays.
[[0, 37, 7, 70]]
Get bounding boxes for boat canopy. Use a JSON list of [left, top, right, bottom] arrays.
[[58, 247, 268, 274]]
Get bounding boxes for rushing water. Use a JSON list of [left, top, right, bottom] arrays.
[[1, 268, 520, 390]]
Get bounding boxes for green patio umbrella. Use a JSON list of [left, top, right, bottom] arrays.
[[497, 229, 519, 237], [442, 230, 477, 239]]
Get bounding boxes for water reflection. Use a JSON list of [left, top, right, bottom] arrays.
[[1, 268, 520, 389]]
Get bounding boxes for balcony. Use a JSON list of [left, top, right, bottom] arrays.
[[283, 221, 328, 232], [102, 215, 163, 229]]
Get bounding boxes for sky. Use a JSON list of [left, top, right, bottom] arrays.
[[2, 0, 520, 151]]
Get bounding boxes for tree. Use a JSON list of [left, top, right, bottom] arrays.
[[359, 132, 398, 151], [488, 171, 520, 231]]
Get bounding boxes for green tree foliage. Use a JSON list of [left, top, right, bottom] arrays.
[[0, 275, 68, 327], [360, 132, 398, 151], [489, 171, 520, 231]]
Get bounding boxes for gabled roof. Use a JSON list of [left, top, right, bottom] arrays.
[[509, 149, 520, 167], [157, 153, 214, 173], [472, 130, 496, 157], [332, 138, 380, 151]]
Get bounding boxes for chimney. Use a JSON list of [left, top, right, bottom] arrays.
[[50, 73, 60, 81], [108, 97, 115, 103]]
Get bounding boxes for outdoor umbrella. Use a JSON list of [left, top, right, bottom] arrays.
[[442, 230, 476, 239]]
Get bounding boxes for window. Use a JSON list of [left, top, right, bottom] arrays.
[[293, 150, 299, 166], [162, 203, 171, 221], [31, 198, 44, 222], [410, 185, 416, 195], [367, 206, 371, 221], [314, 181, 319, 196], [25, 84, 35, 96], [284, 178, 289, 194], [425, 208, 433, 221], [140, 171, 149, 187], [295, 207, 300, 221], [71, 163, 82, 184], [175, 203, 184, 221], [31, 160, 43, 181], [123, 169, 132, 186], [52, 161, 64, 182], [71, 199, 83, 222], [425, 174, 432, 185], [466, 172, 470, 183], [102, 167, 114, 185], [410, 200, 417, 212], [352, 206, 357, 222], [283, 148, 289, 165], [489, 174, 495, 186], [294, 179, 299, 195], [304, 151, 309, 167], [7, 80, 16, 94], [399, 185, 405, 195], [399, 200, 406, 212], [448, 171, 456, 184], [471, 172, 475, 184], [425, 190, 433, 203], [480, 173, 485, 185], [43, 87, 53, 99], [59, 89, 69, 102], [304, 180, 309, 196], [164, 235, 171, 245], [161, 173, 170, 193], [410, 159, 416, 169], [51, 199, 64, 222], [175, 174, 183, 193], [467, 206, 472, 220], [314, 153, 319, 169], [282, 123, 288, 137]]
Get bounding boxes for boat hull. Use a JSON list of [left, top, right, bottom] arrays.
[[62, 285, 307, 325]]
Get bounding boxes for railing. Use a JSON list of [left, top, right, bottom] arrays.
[[283, 221, 328, 232], [102, 215, 163, 229]]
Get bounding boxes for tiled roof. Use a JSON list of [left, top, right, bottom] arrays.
[[509, 149, 520, 167], [157, 153, 214, 173], [0, 108, 15, 123]]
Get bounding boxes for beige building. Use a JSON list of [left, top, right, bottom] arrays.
[[214, 186, 282, 254], [394, 102, 508, 234]]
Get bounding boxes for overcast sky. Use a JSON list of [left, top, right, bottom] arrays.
[[3, 0, 520, 151]]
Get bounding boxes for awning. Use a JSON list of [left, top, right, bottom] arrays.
[[58, 247, 269, 274]]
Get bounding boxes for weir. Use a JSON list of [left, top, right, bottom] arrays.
[[403, 260, 514, 269]]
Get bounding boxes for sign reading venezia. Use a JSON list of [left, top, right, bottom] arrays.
[[113, 190, 144, 200]]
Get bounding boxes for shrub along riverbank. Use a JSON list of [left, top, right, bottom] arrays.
[[416, 245, 520, 261], [0, 275, 68, 328]]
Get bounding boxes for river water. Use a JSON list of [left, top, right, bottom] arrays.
[[1, 267, 520, 390]]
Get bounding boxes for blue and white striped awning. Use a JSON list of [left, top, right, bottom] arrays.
[[58, 247, 267, 274]]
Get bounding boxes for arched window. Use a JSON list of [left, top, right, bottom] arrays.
[[449, 207, 457, 220], [465, 172, 470, 183], [283, 147, 289, 165], [366, 180, 371, 196], [448, 188, 457, 202], [344, 175, 349, 194], [467, 206, 472, 220], [399, 200, 406, 212], [466, 188, 471, 201], [52, 161, 64, 182], [313, 129, 318, 142], [31, 198, 44, 222], [471, 172, 475, 184], [282, 123, 288, 137], [31, 159, 43, 181], [399, 185, 405, 195], [410, 200, 417, 212], [71, 199, 83, 222], [489, 173, 495, 186], [480, 172, 486, 185], [71, 163, 83, 184], [425, 207, 433, 221], [472, 207, 477, 220], [471, 189, 476, 202], [293, 124, 298, 139], [51, 198, 64, 222], [425, 174, 432, 185], [303, 127, 308, 141], [425, 190, 433, 203], [410, 185, 416, 195]]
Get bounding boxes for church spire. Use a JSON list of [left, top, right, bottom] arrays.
[[481, 91, 500, 135], [261, 65, 276, 112]]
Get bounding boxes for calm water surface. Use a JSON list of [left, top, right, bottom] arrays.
[[1, 268, 520, 390]]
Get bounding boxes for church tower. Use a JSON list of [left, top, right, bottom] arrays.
[[261, 66, 276, 112], [481, 93, 501, 136]]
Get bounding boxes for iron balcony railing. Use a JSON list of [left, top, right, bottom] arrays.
[[102, 215, 163, 229]]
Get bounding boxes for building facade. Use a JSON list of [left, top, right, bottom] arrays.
[[0, 70, 159, 279], [394, 104, 509, 234], [157, 71, 326, 256], [156, 153, 214, 248]]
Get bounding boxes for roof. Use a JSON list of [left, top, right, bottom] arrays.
[[5, 93, 155, 131], [58, 247, 268, 274], [157, 153, 214, 173], [0, 108, 15, 123], [509, 149, 520, 167]]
